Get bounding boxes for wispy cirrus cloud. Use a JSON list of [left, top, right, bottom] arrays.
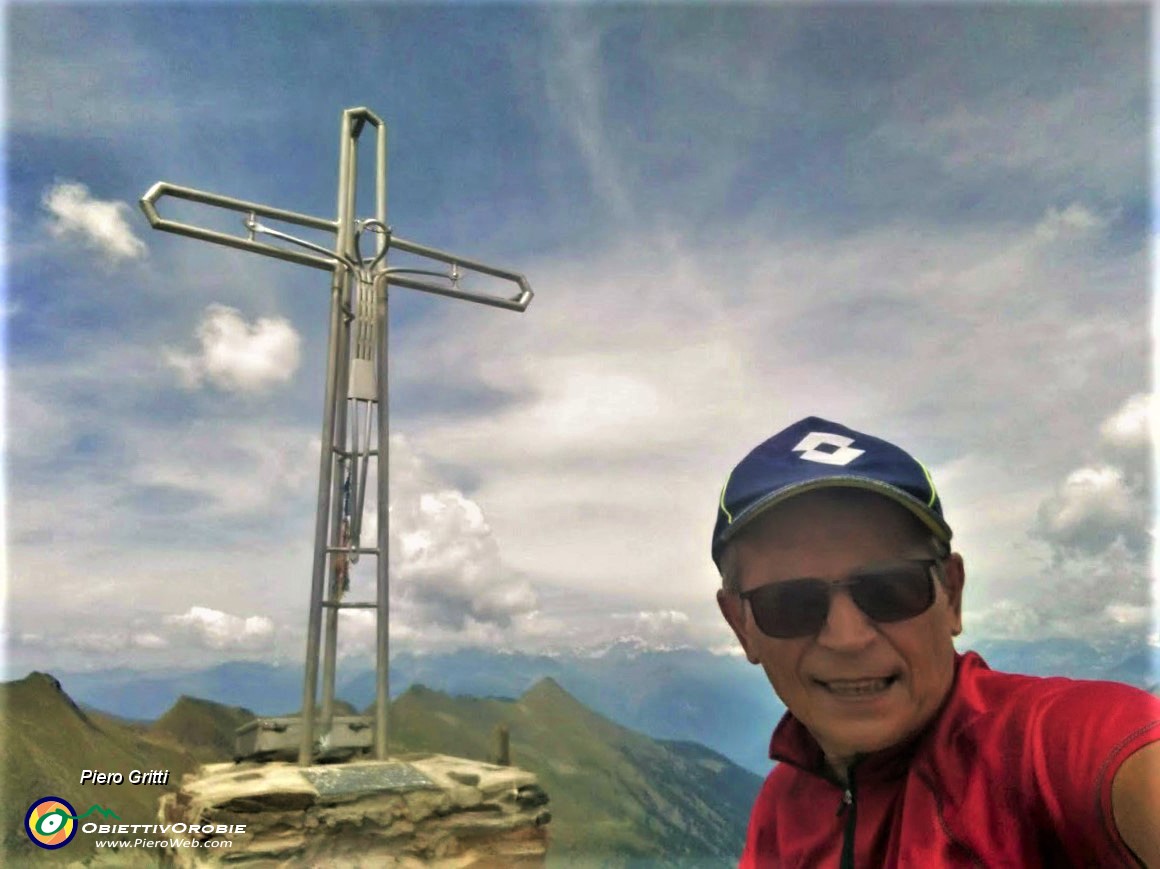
[[539, 10, 635, 224]]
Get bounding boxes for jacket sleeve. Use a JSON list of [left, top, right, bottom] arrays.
[[1022, 679, 1160, 865]]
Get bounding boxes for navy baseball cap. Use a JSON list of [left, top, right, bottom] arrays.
[[712, 416, 951, 568]]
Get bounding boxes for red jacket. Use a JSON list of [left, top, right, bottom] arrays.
[[741, 651, 1160, 868]]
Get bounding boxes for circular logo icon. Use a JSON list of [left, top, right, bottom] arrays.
[[25, 797, 77, 850]]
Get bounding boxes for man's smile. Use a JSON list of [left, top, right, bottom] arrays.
[[812, 674, 901, 697]]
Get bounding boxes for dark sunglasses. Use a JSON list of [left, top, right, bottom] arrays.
[[739, 559, 940, 639]]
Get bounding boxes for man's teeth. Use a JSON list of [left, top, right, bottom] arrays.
[[823, 678, 893, 695]]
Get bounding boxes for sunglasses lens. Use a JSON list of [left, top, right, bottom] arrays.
[[744, 562, 935, 638], [747, 580, 830, 638], [851, 564, 934, 623]]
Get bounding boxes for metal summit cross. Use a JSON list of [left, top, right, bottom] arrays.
[[140, 107, 533, 765]]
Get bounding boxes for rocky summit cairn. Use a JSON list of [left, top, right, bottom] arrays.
[[157, 755, 550, 867]]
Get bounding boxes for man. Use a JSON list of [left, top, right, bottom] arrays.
[[714, 417, 1160, 868]]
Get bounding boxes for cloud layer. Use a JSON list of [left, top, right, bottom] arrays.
[[4, 5, 1151, 673]]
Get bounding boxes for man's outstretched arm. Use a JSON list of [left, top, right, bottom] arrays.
[[1113, 741, 1160, 868]]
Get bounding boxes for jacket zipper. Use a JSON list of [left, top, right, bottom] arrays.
[[837, 770, 857, 869]]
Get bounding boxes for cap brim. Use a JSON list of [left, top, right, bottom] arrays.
[[718, 476, 952, 550]]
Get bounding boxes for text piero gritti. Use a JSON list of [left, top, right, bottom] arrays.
[[80, 769, 171, 786]]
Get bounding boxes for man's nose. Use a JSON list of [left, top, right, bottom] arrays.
[[816, 589, 878, 650]]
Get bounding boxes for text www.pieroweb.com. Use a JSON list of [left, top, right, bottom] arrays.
[[87, 822, 240, 850], [95, 837, 233, 850]]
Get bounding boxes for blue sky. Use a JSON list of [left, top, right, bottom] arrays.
[[3, 3, 1154, 674]]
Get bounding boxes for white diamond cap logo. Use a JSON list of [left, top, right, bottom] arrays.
[[793, 432, 865, 466]]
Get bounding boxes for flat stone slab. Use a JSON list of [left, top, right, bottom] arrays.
[[160, 755, 550, 868], [304, 762, 438, 797]]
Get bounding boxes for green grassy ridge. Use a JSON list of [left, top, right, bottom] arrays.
[[1, 673, 199, 866], [150, 695, 257, 763], [383, 677, 758, 867]]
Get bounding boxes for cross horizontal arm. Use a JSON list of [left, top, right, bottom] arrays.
[[139, 183, 533, 308], [386, 235, 534, 311], [385, 271, 532, 311], [140, 182, 339, 272]]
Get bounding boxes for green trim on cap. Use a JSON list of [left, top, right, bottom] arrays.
[[916, 459, 938, 508], [719, 470, 735, 524], [719, 476, 952, 548]]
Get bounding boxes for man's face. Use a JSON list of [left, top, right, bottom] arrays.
[[717, 491, 964, 768]]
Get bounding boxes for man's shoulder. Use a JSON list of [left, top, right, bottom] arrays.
[[957, 651, 1155, 703], [942, 651, 1160, 745]]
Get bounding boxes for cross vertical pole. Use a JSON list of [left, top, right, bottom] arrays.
[[373, 122, 390, 760], [318, 112, 361, 745], [299, 110, 360, 765]]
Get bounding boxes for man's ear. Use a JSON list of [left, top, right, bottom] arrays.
[[717, 589, 760, 665], [942, 553, 966, 637]]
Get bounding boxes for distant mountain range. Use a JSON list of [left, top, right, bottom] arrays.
[[53, 637, 1158, 777], [55, 644, 785, 776], [0, 671, 760, 867], [966, 636, 1159, 688]]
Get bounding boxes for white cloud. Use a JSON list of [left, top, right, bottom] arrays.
[[13, 626, 168, 654], [335, 606, 577, 659], [1100, 392, 1154, 451], [609, 609, 696, 649], [1029, 539, 1149, 639], [166, 304, 301, 393], [321, 436, 545, 653], [130, 422, 316, 517], [1036, 465, 1145, 554], [163, 606, 275, 651], [62, 633, 135, 654], [41, 181, 146, 262], [962, 599, 1043, 639], [384, 436, 539, 631], [1033, 203, 1109, 243], [528, 364, 664, 444], [1104, 603, 1151, 627], [132, 632, 168, 649], [621, 609, 690, 629]]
